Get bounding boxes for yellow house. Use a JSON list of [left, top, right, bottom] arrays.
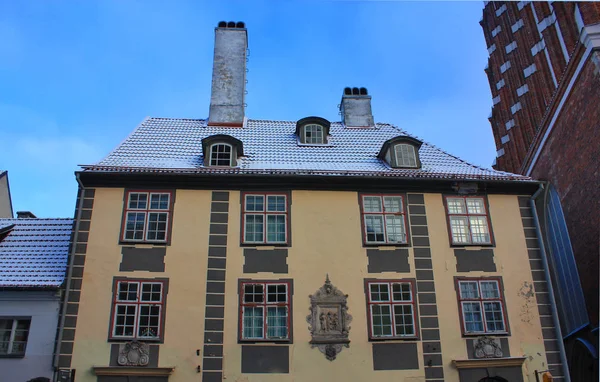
[[56, 22, 567, 382]]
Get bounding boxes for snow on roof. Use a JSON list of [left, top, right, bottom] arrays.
[[0, 218, 74, 288], [83, 118, 531, 182]]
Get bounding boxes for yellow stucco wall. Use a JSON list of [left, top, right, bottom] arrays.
[[71, 188, 548, 382]]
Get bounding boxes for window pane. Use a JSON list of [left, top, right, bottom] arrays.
[[267, 307, 288, 338], [243, 284, 264, 303], [459, 281, 479, 299], [394, 144, 417, 167], [363, 196, 382, 213], [266, 195, 286, 212], [138, 305, 161, 338], [141, 283, 162, 302], [304, 124, 324, 144], [383, 196, 403, 213], [385, 215, 406, 243], [125, 212, 146, 240], [129, 193, 148, 209], [245, 215, 264, 242], [392, 283, 412, 301], [369, 284, 390, 302], [243, 307, 264, 339], [371, 305, 393, 336], [394, 304, 414, 336], [118, 282, 139, 301], [469, 216, 490, 244], [450, 216, 470, 244], [150, 193, 170, 210], [114, 305, 137, 337], [483, 302, 505, 332], [266, 215, 286, 243], [245, 195, 264, 212], [466, 198, 486, 214], [463, 302, 484, 333], [210, 144, 232, 166], [447, 198, 466, 214], [480, 281, 500, 299], [365, 215, 385, 243], [267, 284, 287, 303], [146, 212, 168, 241]]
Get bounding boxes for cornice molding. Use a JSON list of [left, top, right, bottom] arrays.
[[93, 366, 175, 376]]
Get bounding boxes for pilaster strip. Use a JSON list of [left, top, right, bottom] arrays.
[[408, 194, 445, 381], [518, 196, 564, 380], [202, 192, 229, 382], [57, 188, 95, 368]]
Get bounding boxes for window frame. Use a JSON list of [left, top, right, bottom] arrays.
[[364, 279, 419, 341], [238, 280, 293, 343], [0, 317, 31, 358], [301, 124, 326, 145], [108, 278, 168, 342], [241, 192, 291, 246], [455, 277, 509, 337], [359, 193, 410, 246], [443, 195, 495, 247], [209, 142, 234, 167], [119, 190, 175, 245], [393, 144, 418, 168]]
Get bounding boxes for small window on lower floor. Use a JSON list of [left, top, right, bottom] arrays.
[[0, 318, 30, 357], [240, 281, 292, 341], [366, 280, 417, 339]]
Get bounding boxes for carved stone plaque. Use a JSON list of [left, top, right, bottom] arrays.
[[473, 336, 503, 359], [117, 341, 150, 366], [306, 275, 352, 361]]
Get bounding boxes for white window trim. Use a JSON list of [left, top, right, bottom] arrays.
[[511, 102, 522, 115], [524, 63, 537, 78], [511, 19, 524, 33], [492, 95, 501, 105], [500, 61, 511, 73], [487, 44, 496, 54], [491, 25, 502, 37], [501, 134, 510, 144], [209, 142, 233, 167], [303, 124, 326, 145], [496, 148, 505, 157], [505, 41, 517, 54], [495, 4, 507, 17], [517, 84, 529, 97], [496, 79, 505, 90], [505, 119, 515, 130]]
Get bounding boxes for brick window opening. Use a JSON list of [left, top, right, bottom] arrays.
[[360, 195, 408, 245], [366, 280, 418, 339], [242, 193, 289, 245], [456, 278, 508, 335], [240, 281, 291, 341], [0, 318, 30, 357], [121, 191, 173, 243], [110, 280, 166, 341], [445, 196, 492, 245]]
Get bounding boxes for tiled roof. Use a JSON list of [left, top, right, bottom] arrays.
[[0, 218, 74, 288], [83, 118, 531, 182]]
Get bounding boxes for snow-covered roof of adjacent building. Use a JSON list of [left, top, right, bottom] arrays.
[[0, 218, 74, 288], [82, 117, 531, 182]]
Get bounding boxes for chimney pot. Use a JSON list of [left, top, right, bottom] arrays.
[[227, 21, 236, 28], [339, 87, 374, 127], [218, 21, 227, 28]]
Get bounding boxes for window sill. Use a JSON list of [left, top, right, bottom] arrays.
[[368, 336, 420, 342], [450, 244, 495, 249], [238, 339, 293, 345], [461, 332, 509, 338], [363, 243, 410, 248], [119, 241, 169, 247], [241, 243, 290, 248], [0, 353, 26, 358], [108, 337, 163, 344]]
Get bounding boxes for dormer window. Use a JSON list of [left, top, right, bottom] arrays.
[[378, 136, 423, 169], [202, 135, 244, 167], [210, 143, 233, 166], [295, 116, 331, 145]]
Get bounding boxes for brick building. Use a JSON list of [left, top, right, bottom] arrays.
[[481, 2, 600, 380]]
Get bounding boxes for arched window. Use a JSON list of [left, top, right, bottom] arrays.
[[303, 124, 324, 144], [378, 136, 423, 169], [295, 116, 331, 145], [394, 144, 417, 168], [210, 143, 233, 166]]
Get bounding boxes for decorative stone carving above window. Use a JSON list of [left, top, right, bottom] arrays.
[[473, 336, 503, 359], [295, 116, 331, 145], [117, 341, 150, 366], [378, 136, 423, 169], [201, 134, 244, 167], [306, 275, 352, 361]]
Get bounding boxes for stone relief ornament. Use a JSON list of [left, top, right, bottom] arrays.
[[473, 336, 503, 359], [306, 275, 352, 361], [117, 341, 150, 366]]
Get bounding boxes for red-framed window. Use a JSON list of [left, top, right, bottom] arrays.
[[444, 196, 492, 245], [360, 194, 408, 245], [365, 280, 418, 339], [121, 191, 173, 243], [456, 278, 508, 335], [239, 281, 291, 341], [110, 280, 166, 341], [242, 193, 289, 245]]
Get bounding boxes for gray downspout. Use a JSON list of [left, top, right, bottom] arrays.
[[53, 173, 85, 381], [530, 183, 571, 381]]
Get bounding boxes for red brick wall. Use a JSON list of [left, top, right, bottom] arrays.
[[530, 56, 600, 326]]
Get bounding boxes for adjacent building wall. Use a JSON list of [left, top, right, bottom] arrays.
[[0, 173, 13, 218], [0, 291, 61, 381], [68, 187, 555, 381]]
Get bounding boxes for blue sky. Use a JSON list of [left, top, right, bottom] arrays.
[[0, 1, 494, 218]]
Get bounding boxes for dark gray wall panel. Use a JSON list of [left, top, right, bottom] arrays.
[[366, 248, 410, 273], [120, 247, 166, 272], [241, 345, 289, 373], [243, 249, 288, 273], [372, 343, 419, 370], [454, 248, 496, 272]]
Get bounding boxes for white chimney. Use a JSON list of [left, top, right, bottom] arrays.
[[339, 87, 374, 127], [208, 21, 247, 127]]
